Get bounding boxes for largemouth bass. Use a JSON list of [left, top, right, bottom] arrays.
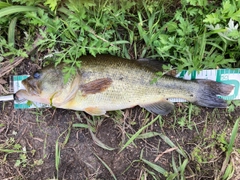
[[16, 55, 234, 116]]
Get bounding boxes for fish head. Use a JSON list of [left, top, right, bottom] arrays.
[[16, 64, 80, 106]]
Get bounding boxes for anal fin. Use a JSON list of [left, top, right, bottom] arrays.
[[140, 99, 174, 115], [84, 107, 106, 116]]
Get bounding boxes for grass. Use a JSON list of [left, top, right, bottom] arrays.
[[119, 115, 161, 153], [218, 117, 240, 179], [1, 0, 239, 79], [0, 136, 39, 169], [0, 0, 240, 179], [94, 153, 117, 180], [72, 107, 240, 179], [53, 122, 72, 179]]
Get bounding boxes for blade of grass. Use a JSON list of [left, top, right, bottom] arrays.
[[0, 6, 38, 18], [227, 118, 239, 155], [199, 27, 206, 62], [136, 131, 187, 158], [0, 148, 24, 153], [55, 138, 60, 179], [166, 173, 178, 180], [136, 132, 159, 139], [141, 158, 168, 177], [122, 159, 140, 175], [219, 117, 240, 179], [143, 167, 158, 179], [222, 162, 234, 180], [0, 2, 11, 8], [8, 17, 18, 46], [119, 115, 160, 153], [81, 112, 115, 151], [206, 42, 224, 52], [72, 123, 96, 132], [140, 147, 169, 177], [88, 127, 115, 151], [172, 155, 178, 174], [55, 127, 71, 178], [94, 153, 117, 180], [62, 122, 72, 147], [158, 133, 187, 158], [179, 158, 188, 178]]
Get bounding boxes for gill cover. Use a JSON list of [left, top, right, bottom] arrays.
[[21, 64, 81, 106]]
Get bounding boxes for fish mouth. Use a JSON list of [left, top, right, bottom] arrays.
[[15, 89, 28, 102], [22, 78, 41, 96], [15, 89, 50, 105]]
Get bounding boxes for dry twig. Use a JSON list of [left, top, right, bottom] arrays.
[[154, 147, 178, 162], [0, 33, 43, 78]]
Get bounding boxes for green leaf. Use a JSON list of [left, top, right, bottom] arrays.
[[231, 9, 240, 21], [163, 22, 178, 33], [13, 144, 22, 150], [14, 159, 21, 167], [203, 13, 221, 24], [0, 2, 11, 8], [44, 0, 59, 11], [222, 0, 235, 15], [228, 30, 240, 39]]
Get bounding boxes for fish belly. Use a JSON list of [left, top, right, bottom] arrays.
[[60, 80, 163, 112]]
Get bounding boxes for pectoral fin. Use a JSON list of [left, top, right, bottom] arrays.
[[140, 99, 174, 115], [84, 107, 106, 116], [80, 78, 113, 95]]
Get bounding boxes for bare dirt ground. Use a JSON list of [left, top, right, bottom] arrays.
[[0, 60, 240, 180]]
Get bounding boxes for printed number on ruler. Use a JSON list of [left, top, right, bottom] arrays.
[[217, 69, 240, 100]]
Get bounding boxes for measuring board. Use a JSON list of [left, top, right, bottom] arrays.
[[12, 75, 50, 109], [168, 68, 240, 102], [12, 68, 240, 109]]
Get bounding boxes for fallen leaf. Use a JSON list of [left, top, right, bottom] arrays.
[[0, 78, 7, 84]]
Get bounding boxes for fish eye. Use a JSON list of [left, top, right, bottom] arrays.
[[33, 71, 41, 79]]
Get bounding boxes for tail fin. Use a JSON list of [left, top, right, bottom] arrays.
[[194, 80, 234, 108]]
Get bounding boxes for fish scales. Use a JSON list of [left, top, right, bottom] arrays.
[[77, 56, 196, 106]]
